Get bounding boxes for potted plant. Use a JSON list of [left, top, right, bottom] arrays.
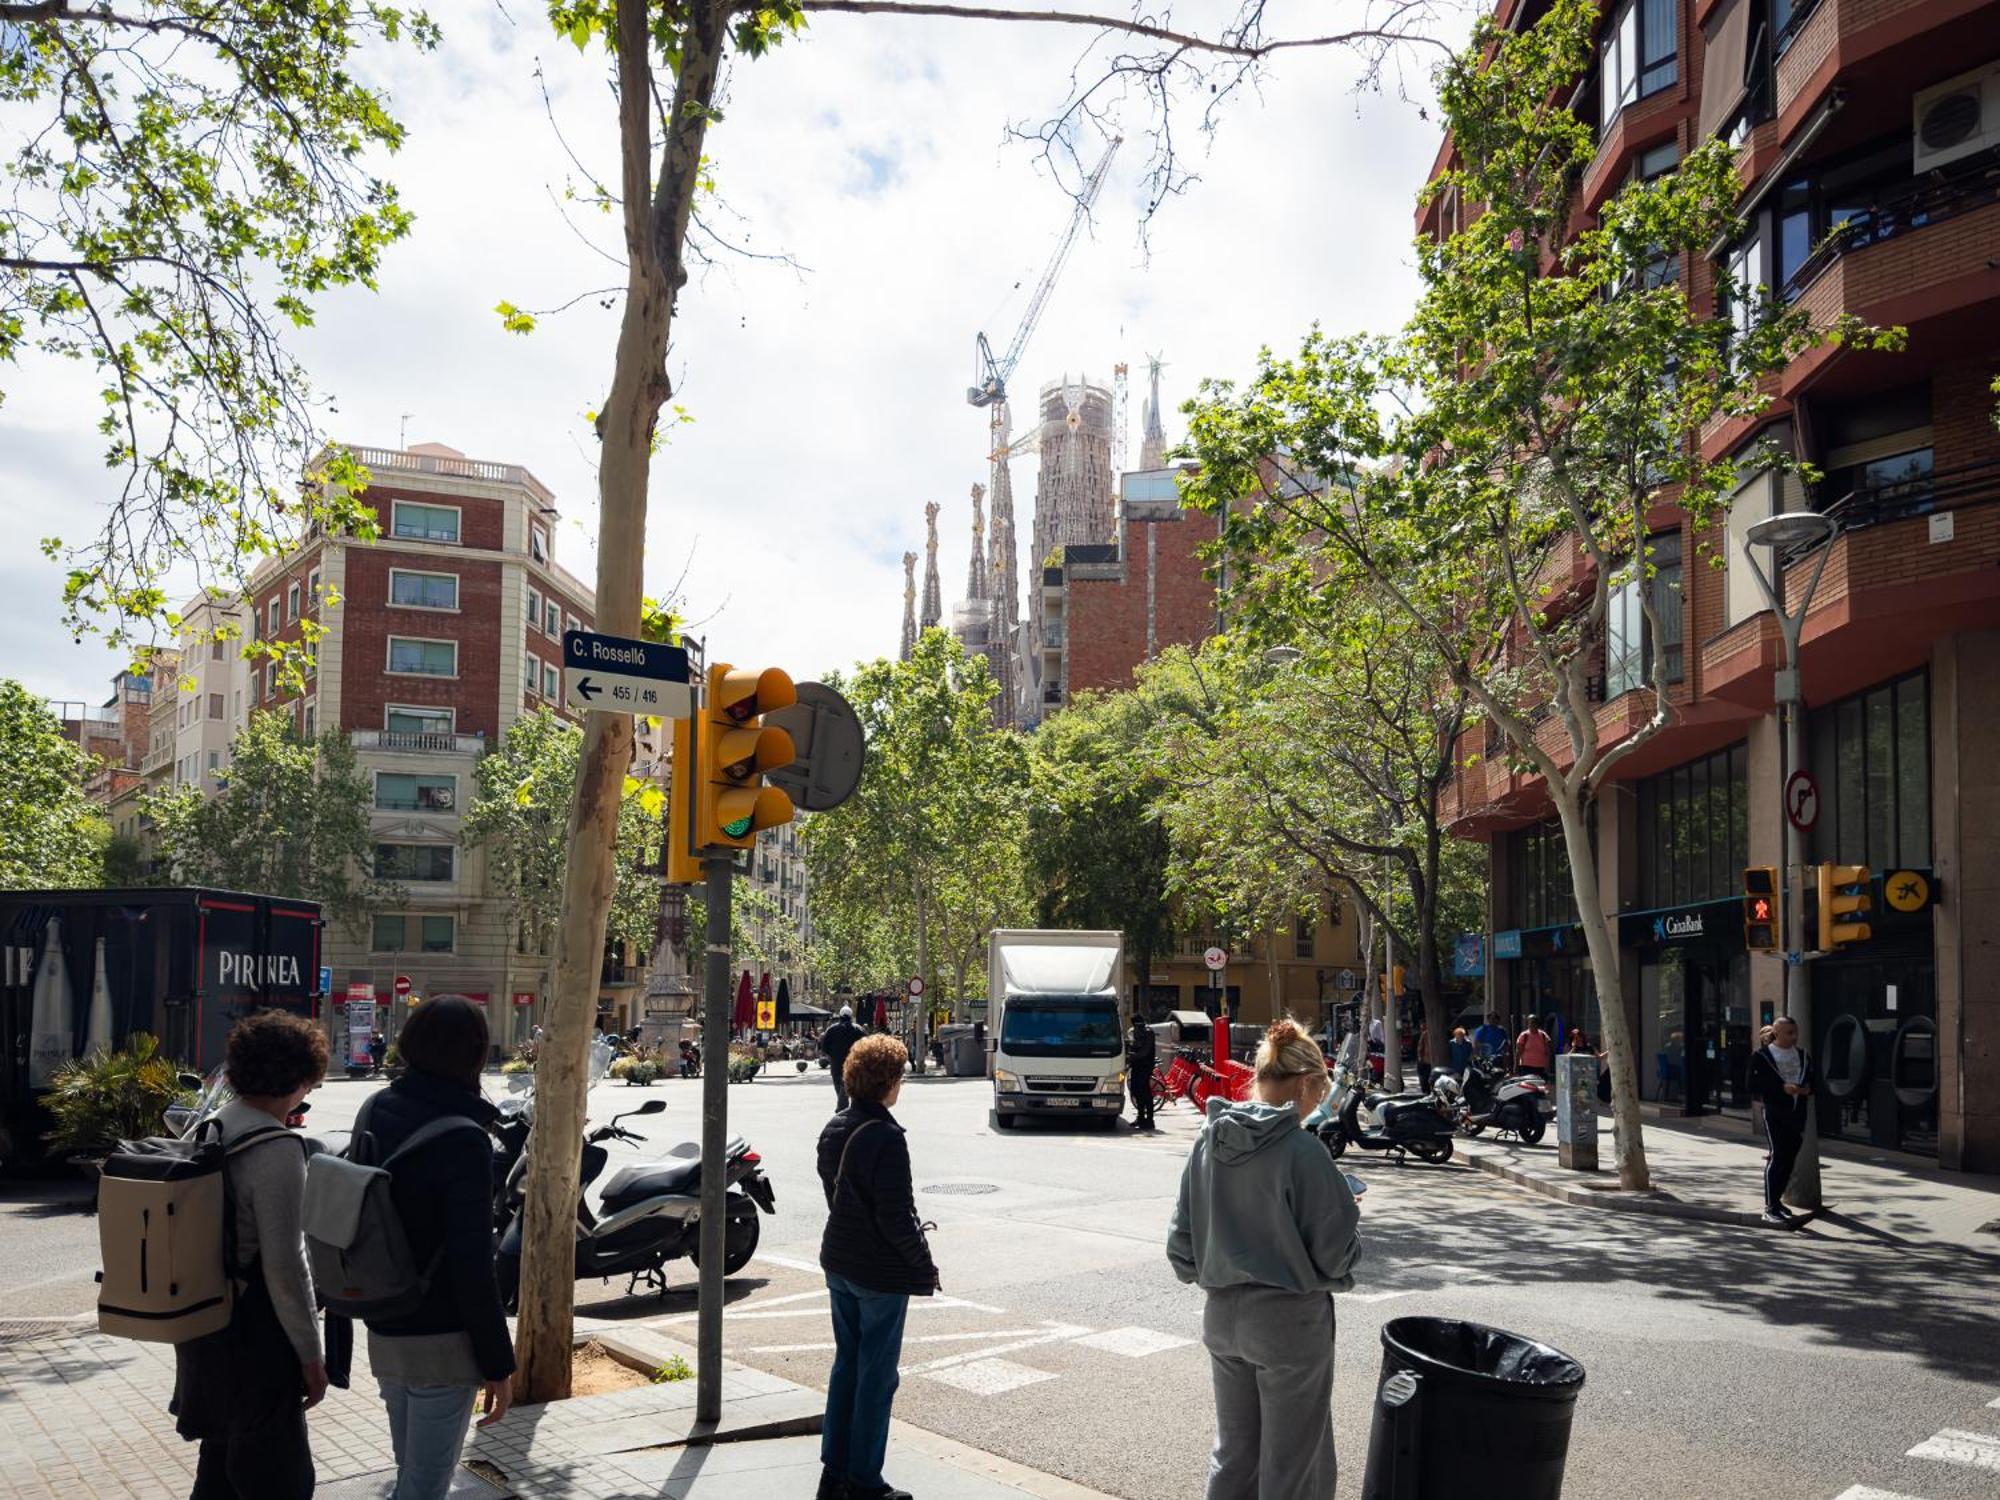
[[42, 1033, 195, 1175], [726, 1045, 762, 1083]]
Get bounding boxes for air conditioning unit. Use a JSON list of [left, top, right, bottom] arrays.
[[1912, 63, 2000, 174]]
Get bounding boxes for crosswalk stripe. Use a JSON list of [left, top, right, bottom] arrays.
[[1834, 1486, 1926, 1499], [1907, 1428, 2000, 1473]]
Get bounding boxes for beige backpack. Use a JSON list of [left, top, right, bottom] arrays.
[[95, 1120, 300, 1343]]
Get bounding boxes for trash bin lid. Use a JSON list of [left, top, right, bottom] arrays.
[[1380, 1317, 1584, 1398]]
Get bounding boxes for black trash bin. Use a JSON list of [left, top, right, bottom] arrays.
[[1361, 1316, 1585, 1500]]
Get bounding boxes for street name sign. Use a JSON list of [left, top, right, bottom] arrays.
[[562, 630, 693, 718]]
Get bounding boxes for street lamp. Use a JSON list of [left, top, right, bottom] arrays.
[[1262, 645, 1304, 666], [1740, 508, 1838, 1208]]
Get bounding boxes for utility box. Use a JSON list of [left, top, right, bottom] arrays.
[[1555, 1053, 1599, 1171]]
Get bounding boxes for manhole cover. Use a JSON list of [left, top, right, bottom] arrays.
[[923, 1182, 1001, 1196]]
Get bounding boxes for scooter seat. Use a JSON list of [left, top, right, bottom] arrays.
[[599, 1159, 700, 1213], [1375, 1099, 1439, 1132]]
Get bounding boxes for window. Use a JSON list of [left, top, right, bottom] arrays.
[[386, 706, 453, 737], [232, 689, 242, 719], [375, 772, 456, 812], [1630, 141, 1683, 289], [1600, 0, 1678, 130], [287, 583, 301, 622], [544, 599, 560, 636], [530, 523, 548, 562], [543, 663, 559, 699], [524, 654, 540, 698], [565, 613, 580, 639], [1605, 531, 1684, 697], [371, 914, 456, 953], [389, 569, 459, 610], [1638, 743, 1748, 907], [526, 585, 542, 634], [1506, 812, 1595, 930], [269, 593, 283, 630], [374, 844, 455, 882], [251, 606, 263, 641], [211, 638, 224, 662], [391, 501, 460, 544], [208, 693, 224, 720], [1808, 670, 1929, 869], [387, 637, 457, 677], [307, 569, 320, 610], [1725, 229, 1769, 356], [264, 664, 277, 701], [207, 751, 219, 773], [1294, 918, 1314, 959], [302, 702, 315, 739]]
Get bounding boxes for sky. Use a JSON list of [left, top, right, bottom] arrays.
[[1, 0, 1473, 706]]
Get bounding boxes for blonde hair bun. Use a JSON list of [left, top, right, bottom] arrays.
[[1254, 1015, 1325, 1081]]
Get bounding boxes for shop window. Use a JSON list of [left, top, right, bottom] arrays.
[[1807, 669, 1929, 868]]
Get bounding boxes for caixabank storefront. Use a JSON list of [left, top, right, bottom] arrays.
[[1618, 898, 1753, 1118]]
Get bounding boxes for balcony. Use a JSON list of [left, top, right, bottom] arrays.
[[353, 730, 486, 755], [341, 444, 555, 505], [1774, 0, 1989, 135]]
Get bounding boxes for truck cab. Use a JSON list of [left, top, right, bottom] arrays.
[[988, 929, 1125, 1129]]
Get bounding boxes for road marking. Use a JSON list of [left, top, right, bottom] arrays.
[[752, 1251, 827, 1274], [1070, 1326, 1195, 1358], [1908, 1428, 2000, 1473], [1989, 1395, 2000, 1408], [1345, 1289, 1420, 1305], [746, 1327, 1052, 1354], [904, 1322, 1093, 1376], [1834, 1486, 1926, 1499], [922, 1357, 1058, 1395]]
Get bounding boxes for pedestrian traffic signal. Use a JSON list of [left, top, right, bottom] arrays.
[[1742, 866, 1778, 951], [1815, 863, 1872, 951], [696, 663, 797, 851]]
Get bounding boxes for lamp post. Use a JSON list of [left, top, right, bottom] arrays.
[[1740, 509, 1837, 1208]]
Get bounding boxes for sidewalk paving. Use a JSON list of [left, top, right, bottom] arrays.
[[0, 1317, 1117, 1500], [1460, 1110, 2000, 1253]]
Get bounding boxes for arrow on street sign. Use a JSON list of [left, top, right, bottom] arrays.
[[562, 629, 694, 718]]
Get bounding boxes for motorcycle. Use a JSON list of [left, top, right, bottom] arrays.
[[1441, 1057, 1550, 1144], [1316, 1036, 1457, 1165], [493, 1099, 775, 1309]]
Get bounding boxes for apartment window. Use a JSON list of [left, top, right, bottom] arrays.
[[252, 606, 263, 641], [232, 689, 242, 719], [210, 638, 224, 662], [1294, 918, 1314, 960], [542, 663, 559, 699], [1808, 670, 1930, 870], [264, 664, 277, 701], [287, 582, 301, 622], [544, 599, 560, 636], [565, 613, 580, 639], [371, 913, 456, 953], [374, 844, 455, 882], [269, 593, 283, 630], [1605, 531, 1684, 697], [1638, 743, 1749, 907], [375, 772, 456, 812], [307, 569, 321, 610], [389, 569, 459, 610], [387, 637, 457, 677], [526, 585, 542, 634], [208, 693, 224, 720], [530, 523, 549, 562], [207, 750, 219, 773], [387, 706, 454, 737], [524, 654, 540, 699], [302, 702, 316, 739], [1724, 228, 1769, 362], [391, 501, 461, 544], [1600, 0, 1677, 131]]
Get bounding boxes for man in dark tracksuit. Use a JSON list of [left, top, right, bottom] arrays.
[[820, 1006, 864, 1112], [1748, 1015, 1817, 1224], [1127, 1014, 1157, 1131]]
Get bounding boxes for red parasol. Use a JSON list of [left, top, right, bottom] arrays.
[[732, 970, 755, 1034], [873, 995, 889, 1032]]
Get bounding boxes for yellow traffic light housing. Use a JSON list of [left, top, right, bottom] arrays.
[[696, 663, 797, 851], [666, 716, 703, 886], [1816, 863, 1872, 951], [1742, 866, 1778, 952]]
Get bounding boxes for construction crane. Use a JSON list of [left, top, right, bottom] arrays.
[[966, 136, 1123, 412]]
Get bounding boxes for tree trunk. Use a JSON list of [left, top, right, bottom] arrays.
[[513, 0, 729, 1403], [1553, 784, 1650, 1189], [912, 876, 929, 1073]]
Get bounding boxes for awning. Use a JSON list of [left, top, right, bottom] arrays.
[[1697, 0, 1752, 144], [1166, 1010, 1213, 1032]]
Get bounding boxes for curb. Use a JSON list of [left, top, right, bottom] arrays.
[[1463, 1148, 1790, 1230], [590, 1327, 824, 1445]]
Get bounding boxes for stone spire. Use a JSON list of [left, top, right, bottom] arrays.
[[899, 551, 918, 661], [987, 410, 1021, 727], [920, 500, 943, 632], [1140, 354, 1168, 470], [965, 484, 988, 602]]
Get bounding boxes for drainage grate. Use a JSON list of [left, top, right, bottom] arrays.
[[922, 1182, 1001, 1196]]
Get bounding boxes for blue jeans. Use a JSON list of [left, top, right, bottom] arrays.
[[821, 1272, 909, 1489], [380, 1380, 478, 1500]]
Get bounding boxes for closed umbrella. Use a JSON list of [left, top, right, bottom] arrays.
[[85, 937, 114, 1056], [776, 977, 792, 1026], [873, 995, 888, 1032], [732, 970, 755, 1034], [28, 918, 74, 1086]]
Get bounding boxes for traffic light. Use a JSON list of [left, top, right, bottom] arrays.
[[695, 663, 797, 851], [1816, 863, 1873, 951], [1742, 866, 1778, 951]]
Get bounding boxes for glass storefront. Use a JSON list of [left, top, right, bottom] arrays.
[[1636, 930, 1751, 1113], [1812, 936, 1938, 1155]]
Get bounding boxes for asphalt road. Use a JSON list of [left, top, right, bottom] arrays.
[[8, 1064, 2000, 1500]]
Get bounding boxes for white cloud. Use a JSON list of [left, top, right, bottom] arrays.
[[0, 0, 1470, 700]]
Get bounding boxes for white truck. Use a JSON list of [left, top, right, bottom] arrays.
[[987, 929, 1126, 1129]]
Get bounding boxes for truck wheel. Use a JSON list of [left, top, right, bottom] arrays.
[[992, 1109, 1016, 1131]]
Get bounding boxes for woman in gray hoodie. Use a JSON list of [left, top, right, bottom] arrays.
[[1167, 1017, 1360, 1500]]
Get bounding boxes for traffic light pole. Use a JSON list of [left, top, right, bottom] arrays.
[[695, 851, 732, 1424]]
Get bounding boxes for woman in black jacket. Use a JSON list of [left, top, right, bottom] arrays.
[[358, 997, 515, 1500], [815, 1035, 938, 1500]]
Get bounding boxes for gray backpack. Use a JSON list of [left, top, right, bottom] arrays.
[[303, 1096, 484, 1321]]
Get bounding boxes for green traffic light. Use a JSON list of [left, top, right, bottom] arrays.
[[722, 814, 753, 838]]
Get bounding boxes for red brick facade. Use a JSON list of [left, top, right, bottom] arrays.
[[1064, 507, 1220, 697], [341, 548, 509, 739]]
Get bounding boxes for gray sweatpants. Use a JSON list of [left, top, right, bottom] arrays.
[[1201, 1284, 1336, 1500]]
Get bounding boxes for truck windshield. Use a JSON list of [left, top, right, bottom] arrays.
[[1000, 998, 1121, 1057]]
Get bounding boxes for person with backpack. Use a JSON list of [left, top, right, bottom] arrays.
[[171, 1010, 329, 1500], [353, 995, 515, 1497]]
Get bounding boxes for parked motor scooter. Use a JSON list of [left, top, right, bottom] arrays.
[[493, 1100, 775, 1310], [1442, 1056, 1551, 1143], [1317, 1036, 1456, 1165]]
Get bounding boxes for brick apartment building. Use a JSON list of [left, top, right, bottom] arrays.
[[1433, 0, 2000, 1170], [239, 441, 600, 1059]]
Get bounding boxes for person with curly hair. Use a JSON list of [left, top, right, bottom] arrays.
[[1168, 1016, 1361, 1500], [172, 1008, 329, 1500], [814, 1035, 937, 1500]]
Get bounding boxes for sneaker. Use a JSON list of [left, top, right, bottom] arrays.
[[1760, 1207, 1790, 1225], [849, 1486, 913, 1500], [817, 1468, 848, 1500]]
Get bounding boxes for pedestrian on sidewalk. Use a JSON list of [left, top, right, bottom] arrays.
[[1167, 1017, 1361, 1500], [1515, 1015, 1554, 1080], [1447, 1026, 1474, 1078], [358, 995, 515, 1500], [1749, 1015, 1817, 1224], [821, 1004, 863, 1112], [368, 1030, 388, 1075], [1128, 1011, 1158, 1130], [817, 1035, 939, 1500], [172, 1011, 329, 1500]]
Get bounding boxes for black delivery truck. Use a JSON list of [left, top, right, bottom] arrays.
[[0, 887, 323, 1163]]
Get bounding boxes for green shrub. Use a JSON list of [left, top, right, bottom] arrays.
[[42, 1033, 194, 1156], [608, 1055, 637, 1080], [500, 1057, 534, 1075], [653, 1354, 693, 1383]]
